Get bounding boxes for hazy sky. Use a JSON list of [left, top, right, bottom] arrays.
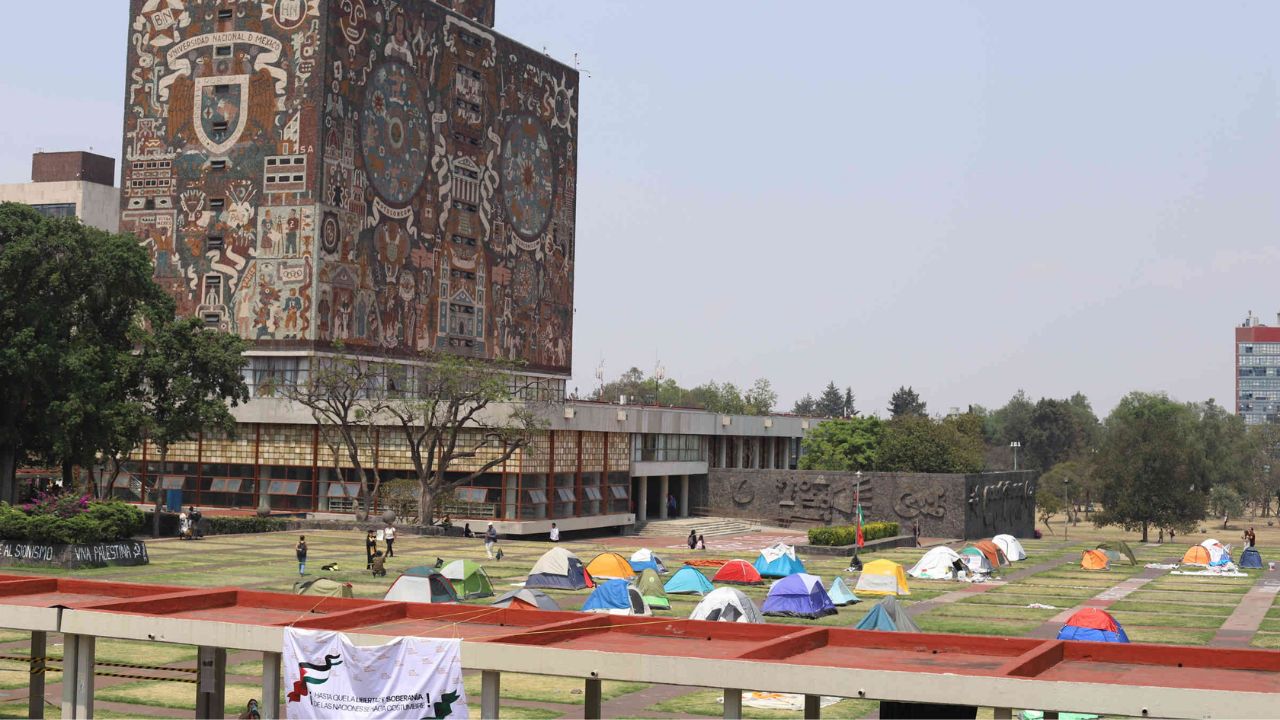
[[3, 2, 1278, 417]]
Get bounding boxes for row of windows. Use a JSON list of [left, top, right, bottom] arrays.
[[1236, 356, 1280, 366], [1241, 343, 1280, 355], [1239, 377, 1280, 389], [633, 434, 705, 463]]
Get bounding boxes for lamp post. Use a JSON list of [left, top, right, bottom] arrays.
[[1009, 441, 1021, 471], [1063, 477, 1071, 541]]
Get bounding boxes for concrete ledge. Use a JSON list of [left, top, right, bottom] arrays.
[[796, 534, 918, 557]]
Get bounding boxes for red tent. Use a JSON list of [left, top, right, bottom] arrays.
[[712, 559, 763, 585]]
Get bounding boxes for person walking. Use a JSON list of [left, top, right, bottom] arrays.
[[549, 522, 560, 542], [687, 530, 698, 550], [384, 524, 396, 558], [365, 530, 377, 570], [295, 536, 307, 577], [485, 523, 498, 559]]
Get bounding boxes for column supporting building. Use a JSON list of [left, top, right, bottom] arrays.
[[679, 475, 689, 517], [637, 476, 649, 523], [658, 475, 669, 519]]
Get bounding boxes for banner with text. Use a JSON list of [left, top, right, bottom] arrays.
[[283, 628, 468, 719]]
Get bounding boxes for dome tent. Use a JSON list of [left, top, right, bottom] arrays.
[[828, 576, 859, 606], [1200, 539, 1232, 566], [909, 547, 963, 580], [526, 547, 593, 590], [385, 567, 459, 603], [1080, 549, 1109, 571], [582, 579, 650, 616], [586, 551, 636, 580], [635, 568, 670, 610], [441, 559, 494, 599], [294, 578, 353, 598], [992, 534, 1027, 561], [1056, 608, 1129, 643], [1096, 541, 1136, 566], [973, 539, 1010, 568], [1240, 547, 1263, 569], [690, 587, 764, 623], [492, 588, 561, 611], [762, 574, 837, 619], [753, 542, 806, 578], [854, 560, 910, 596], [664, 566, 714, 595], [629, 548, 667, 574], [960, 546, 994, 575], [854, 597, 921, 633], [1181, 545, 1212, 566], [712, 559, 764, 585]]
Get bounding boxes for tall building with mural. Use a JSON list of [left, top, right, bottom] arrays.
[[118, 0, 813, 533]]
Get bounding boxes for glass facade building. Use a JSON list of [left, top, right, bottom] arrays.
[[1236, 323, 1280, 424]]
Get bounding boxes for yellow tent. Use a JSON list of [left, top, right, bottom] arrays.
[[854, 559, 911, 596], [585, 551, 635, 580], [1080, 549, 1109, 571]]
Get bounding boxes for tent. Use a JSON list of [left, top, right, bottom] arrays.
[[1056, 608, 1129, 643], [973, 539, 1010, 568], [629, 548, 667, 574], [854, 560, 911, 596], [712, 559, 764, 585], [753, 542, 806, 578], [294, 578, 353, 598], [1240, 547, 1264, 569], [959, 546, 994, 575], [690, 587, 764, 623], [854, 597, 921, 633], [384, 568, 459, 603], [762, 574, 837, 619], [908, 547, 963, 579], [1080, 549, 1109, 571], [635, 568, 671, 610], [1181, 545, 1212, 566], [828, 576, 859, 606], [992, 534, 1027, 561], [665, 566, 715, 595], [1097, 541, 1136, 566], [526, 547, 593, 590], [492, 588, 562, 611], [586, 551, 636, 580], [582, 579, 651, 616], [441, 559, 494, 599], [1200, 539, 1232, 566]]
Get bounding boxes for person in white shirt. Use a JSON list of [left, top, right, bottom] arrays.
[[384, 524, 396, 557], [549, 522, 560, 542]]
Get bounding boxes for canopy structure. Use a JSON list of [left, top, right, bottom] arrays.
[[713, 559, 764, 585], [909, 547, 963, 580], [384, 570, 459, 604], [586, 551, 636, 580], [1181, 545, 1212, 566], [629, 548, 668, 574], [854, 560, 910, 596], [993, 534, 1028, 561], [689, 587, 764, 623], [441, 559, 494, 599], [1240, 547, 1264, 569], [754, 543, 806, 578], [828, 576, 859, 606], [1200, 539, 1232, 566], [973, 539, 1010, 568], [582, 579, 650, 616], [665, 566, 714, 595], [635, 568, 670, 611], [293, 578, 353, 598], [526, 547, 593, 590], [960, 547, 994, 575], [1080, 549, 1109, 571], [1056, 608, 1129, 643], [762, 574, 837, 619], [1097, 541, 1136, 565], [855, 597, 921, 633], [492, 588, 561, 611]]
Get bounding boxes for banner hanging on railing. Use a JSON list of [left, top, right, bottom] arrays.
[[283, 628, 468, 719]]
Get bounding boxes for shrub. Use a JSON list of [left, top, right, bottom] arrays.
[[808, 521, 900, 546], [0, 500, 143, 544], [205, 516, 287, 535]]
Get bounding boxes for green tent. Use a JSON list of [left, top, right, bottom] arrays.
[[294, 578, 353, 598], [441, 559, 495, 599], [1097, 541, 1136, 565], [635, 568, 670, 610]]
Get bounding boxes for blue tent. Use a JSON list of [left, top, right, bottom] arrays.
[[629, 548, 667, 574], [664, 566, 714, 595], [854, 597, 921, 632], [761, 574, 837, 619], [828, 576, 859, 606], [1241, 547, 1264, 569], [1055, 608, 1129, 643], [581, 579, 649, 615], [754, 543, 806, 578]]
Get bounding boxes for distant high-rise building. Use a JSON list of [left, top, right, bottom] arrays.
[[1236, 311, 1280, 424], [0, 151, 120, 232]]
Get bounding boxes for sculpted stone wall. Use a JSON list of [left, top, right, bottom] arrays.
[[707, 469, 1036, 539]]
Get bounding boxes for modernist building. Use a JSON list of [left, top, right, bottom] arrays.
[[118, 0, 813, 532], [0, 151, 120, 232], [1236, 311, 1280, 425]]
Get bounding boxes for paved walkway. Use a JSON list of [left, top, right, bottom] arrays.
[[1027, 564, 1172, 639], [1212, 576, 1280, 647], [906, 548, 1082, 617]]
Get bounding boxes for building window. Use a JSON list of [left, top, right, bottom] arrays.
[[214, 45, 232, 57], [31, 203, 76, 219], [209, 198, 225, 211], [210, 159, 227, 170]]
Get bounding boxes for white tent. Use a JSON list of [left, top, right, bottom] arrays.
[[690, 587, 765, 623], [960, 548, 994, 575], [908, 547, 963, 579], [1200, 539, 1231, 565], [992, 534, 1027, 562], [629, 548, 667, 573]]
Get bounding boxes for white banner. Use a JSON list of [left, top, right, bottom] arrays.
[[282, 628, 469, 719]]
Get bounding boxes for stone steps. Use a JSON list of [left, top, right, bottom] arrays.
[[634, 517, 760, 538]]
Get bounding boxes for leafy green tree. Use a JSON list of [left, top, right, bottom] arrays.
[[1041, 459, 1093, 523], [1092, 392, 1206, 542], [843, 387, 857, 418], [887, 386, 927, 419], [797, 417, 884, 471], [1026, 398, 1090, 471], [791, 394, 818, 415], [987, 390, 1034, 446], [743, 378, 777, 416], [876, 414, 983, 473], [1189, 400, 1253, 498], [816, 382, 845, 418], [1209, 485, 1243, 529], [1035, 481, 1065, 535], [689, 381, 747, 415]]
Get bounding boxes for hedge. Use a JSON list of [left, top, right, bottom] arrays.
[[808, 521, 900, 547], [0, 501, 144, 545], [142, 512, 287, 537]]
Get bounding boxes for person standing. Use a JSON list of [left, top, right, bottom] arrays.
[[365, 530, 377, 570], [667, 494, 677, 516], [687, 530, 698, 550], [549, 522, 560, 542], [295, 536, 307, 577], [384, 524, 396, 558], [484, 523, 498, 559]]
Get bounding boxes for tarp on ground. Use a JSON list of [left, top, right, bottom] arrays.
[[582, 578, 650, 615], [1056, 607, 1129, 643], [828, 576, 859, 606], [762, 573, 838, 619], [854, 560, 910, 596], [586, 551, 636, 580], [854, 596, 921, 633], [1097, 540, 1136, 565], [993, 534, 1028, 561], [690, 587, 764, 623], [492, 588, 561, 611], [629, 548, 668, 574], [384, 571, 459, 603], [294, 578, 353, 598], [1080, 549, 1109, 571], [1240, 547, 1264, 569], [635, 567, 670, 610], [441, 559, 494, 599], [665, 566, 715, 595], [526, 546, 593, 590], [753, 542, 806, 578], [909, 547, 963, 579], [712, 559, 764, 585]]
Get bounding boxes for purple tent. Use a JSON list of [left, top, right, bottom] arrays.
[[761, 573, 837, 619]]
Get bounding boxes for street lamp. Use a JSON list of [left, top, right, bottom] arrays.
[[1009, 441, 1021, 471], [1063, 476, 1071, 541]]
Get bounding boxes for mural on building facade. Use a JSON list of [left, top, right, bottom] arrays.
[[121, 0, 578, 375]]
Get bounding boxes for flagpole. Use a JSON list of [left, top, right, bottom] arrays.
[[851, 471, 863, 571]]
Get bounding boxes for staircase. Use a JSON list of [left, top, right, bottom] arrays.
[[633, 516, 760, 539]]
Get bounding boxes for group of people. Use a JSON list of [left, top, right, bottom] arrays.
[[177, 507, 203, 540], [1244, 527, 1258, 549], [366, 526, 396, 576]]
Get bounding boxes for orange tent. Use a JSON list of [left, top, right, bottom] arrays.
[[585, 552, 635, 580], [1181, 545, 1212, 566], [1080, 549, 1109, 570], [973, 540, 1010, 568]]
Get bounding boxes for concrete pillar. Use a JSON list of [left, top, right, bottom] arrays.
[[718, 437, 727, 468], [73, 635, 94, 720], [782, 440, 792, 469], [804, 694, 821, 719], [29, 630, 46, 719], [60, 632, 79, 719], [261, 651, 282, 719], [755, 438, 764, 469], [679, 475, 689, 518], [735, 438, 744, 469], [723, 688, 742, 719], [994, 709, 1013, 720], [481, 670, 501, 719], [637, 476, 648, 522], [765, 438, 775, 469], [658, 475, 669, 519], [584, 677, 602, 719], [196, 646, 227, 719]]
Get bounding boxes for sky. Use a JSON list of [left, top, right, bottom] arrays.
[[2, 2, 1279, 417]]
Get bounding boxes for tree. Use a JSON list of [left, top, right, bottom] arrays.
[[1041, 460, 1093, 523], [1035, 481, 1065, 535], [876, 415, 983, 474], [1092, 392, 1206, 542], [797, 417, 884, 471], [815, 382, 845, 418], [843, 387, 856, 418], [887, 386, 927, 419], [791, 394, 818, 415], [1209, 485, 1243, 530], [1189, 400, 1253, 498], [1026, 398, 1089, 471], [743, 378, 777, 416], [382, 354, 545, 523], [136, 316, 248, 536], [987, 390, 1034, 446]]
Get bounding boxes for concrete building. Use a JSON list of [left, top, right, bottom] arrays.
[[1236, 310, 1280, 424], [0, 151, 120, 232]]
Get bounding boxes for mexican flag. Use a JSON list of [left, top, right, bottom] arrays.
[[855, 503, 864, 548]]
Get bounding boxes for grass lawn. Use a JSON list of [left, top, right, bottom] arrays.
[[1108, 611, 1224, 629], [1107, 600, 1235, 616], [924, 603, 1059, 622], [0, 658, 62, 690], [648, 689, 877, 719], [913, 615, 1042, 636], [0, 631, 32, 644], [491, 707, 563, 719], [1250, 632, 1280, 649], [1123, 627, 1216, 645], [461, 672, 648, 705], [96, 679, 267, 715], [227, 658, 263, 677], [0, 701, 140, 720]]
